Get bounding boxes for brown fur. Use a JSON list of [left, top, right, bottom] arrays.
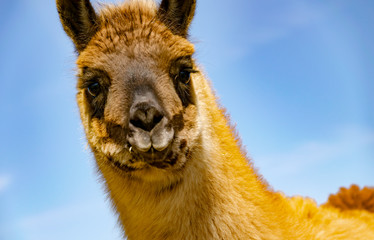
[[56, 0, 374, 239], [324, 185, 374, 213]]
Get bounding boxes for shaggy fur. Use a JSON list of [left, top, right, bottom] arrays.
[[56, 0, 374, 239], [324, 185, 374, 213]]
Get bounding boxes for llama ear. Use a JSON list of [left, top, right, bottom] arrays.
[[56, 0, 99, 52], [157, 0, 196, 37]]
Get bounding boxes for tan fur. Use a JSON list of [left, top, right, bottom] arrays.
[[57, 0, 374, 239]]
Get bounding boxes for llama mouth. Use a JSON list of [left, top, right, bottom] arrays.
[[109, 157, 175, 171], [127, 136, 175, 162], [107, 144, 179, 171], [132, 148, 178, 169], [134, 146, 171, 161]]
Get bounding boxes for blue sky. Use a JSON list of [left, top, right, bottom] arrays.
[[0, 0, 373, 239]]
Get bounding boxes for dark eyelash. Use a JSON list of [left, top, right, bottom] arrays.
[[181, 68, 198, 73], [78, 67, 111, 89], [81, 77, 100, 89]]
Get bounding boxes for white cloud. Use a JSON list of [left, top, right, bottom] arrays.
[[19, 203, 90, 230], [256, 125, 374, 177], [250, 125, 374, 204], [18, 201, 123, 240], [0, 175, 11, 193]]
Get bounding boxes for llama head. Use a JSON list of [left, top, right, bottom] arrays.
[[57, 0, 201, 181]]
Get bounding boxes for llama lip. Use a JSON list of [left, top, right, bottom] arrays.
[[127, 119, 175, 153], [130, 143, 173, 163], [107, 143, 176, 172], [108, 157, 138, 172]]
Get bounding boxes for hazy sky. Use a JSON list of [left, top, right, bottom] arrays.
[[0, 0, 373, 239]]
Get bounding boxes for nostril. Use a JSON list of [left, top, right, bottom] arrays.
[[130, 105, 164, 132], [153, 112, 163, 126], [130, 118, 147, 131]]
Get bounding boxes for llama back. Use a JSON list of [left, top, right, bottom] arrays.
[[287, 194, 374, 239], [323, 185, 374, 213]]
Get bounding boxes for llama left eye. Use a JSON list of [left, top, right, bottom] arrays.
[[176, 71, 191, 84], [87, 82, 101, 97]]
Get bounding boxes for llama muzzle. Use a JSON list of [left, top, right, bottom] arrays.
[[127, 90, 175, 158]]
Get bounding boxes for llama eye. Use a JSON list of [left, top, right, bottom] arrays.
[[87, 82, 101, 97], [176, 71, 191, 84]]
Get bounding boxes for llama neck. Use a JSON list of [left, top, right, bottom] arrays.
[[103, 140, 288, 239]]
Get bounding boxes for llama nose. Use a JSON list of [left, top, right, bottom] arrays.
[[128, 91, 174, 153], [130, 102, 164, 132]]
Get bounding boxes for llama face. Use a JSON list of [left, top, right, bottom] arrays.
[[57, 0, 199, 179]]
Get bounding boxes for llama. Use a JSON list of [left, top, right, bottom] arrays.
[[56, 0, 374, 239]]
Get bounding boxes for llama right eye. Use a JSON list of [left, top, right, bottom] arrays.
[[176, 71, 191, 85], [87, 82, 101, 97]]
